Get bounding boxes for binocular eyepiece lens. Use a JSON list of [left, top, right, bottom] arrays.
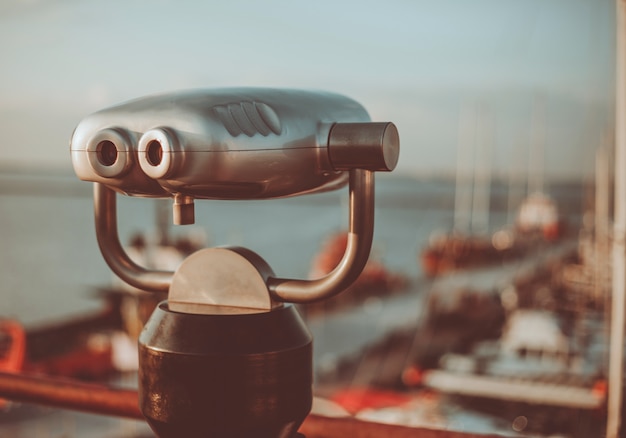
[[137, 128, 179, 180], [96, 140, 118, 167], [146, 140, 163, 167], [86, 128, 132, 178]]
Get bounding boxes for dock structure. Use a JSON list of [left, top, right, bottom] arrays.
[[423, 371, 603, 410], [0, 370, 508, 438]]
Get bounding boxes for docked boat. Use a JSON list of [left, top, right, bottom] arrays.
[[420, 231, 520, 278], [420, 192, 565, 278], [405, 308, 605, 436], [0, 319, 26, 375], [516, 192, 563, 241], [305, 232, 408, 313], [0, 302, 124, 384], [101, 200, 208, 339]]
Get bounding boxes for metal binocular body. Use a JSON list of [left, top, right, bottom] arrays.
[[71, 88, 398, 223], [70, 87, 399, 438]]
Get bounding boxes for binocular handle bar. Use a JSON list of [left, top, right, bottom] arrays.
[[268, 169, 374, 303], [93, 168, 375, 304], [94, 183, 174, 292]]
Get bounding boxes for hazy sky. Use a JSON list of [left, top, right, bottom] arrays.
[[0, 0, 615, 180]]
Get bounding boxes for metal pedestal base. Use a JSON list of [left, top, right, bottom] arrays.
[[139, 302, 312, 438]]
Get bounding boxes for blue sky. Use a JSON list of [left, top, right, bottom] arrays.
[[0, 0, 615, 180]]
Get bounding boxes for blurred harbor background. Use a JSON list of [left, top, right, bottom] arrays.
[[0, 0, 619, 436], [0, 169, 584, 325], [0, 167, 596, 437]]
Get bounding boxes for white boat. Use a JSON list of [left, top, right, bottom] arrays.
[[418, 309, 606, 411]]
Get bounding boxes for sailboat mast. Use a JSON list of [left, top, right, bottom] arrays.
[[528, 94, 546, 196], [471, 103, 493, 235], [454, 101, 475, 234], [595, 145, 610, 307], [608, 1, 626, 436]]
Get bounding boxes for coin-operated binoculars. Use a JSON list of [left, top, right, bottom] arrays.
[[70, 88, 399, 438]]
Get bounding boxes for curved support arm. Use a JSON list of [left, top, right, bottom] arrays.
[[95, 169, 375, 301], [268, 169, 375, 303], [94, 183, 174, 293]]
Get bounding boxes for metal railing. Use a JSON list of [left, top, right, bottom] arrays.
[[0, 370, 502, 438]]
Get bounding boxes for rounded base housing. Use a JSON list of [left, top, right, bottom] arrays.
[[138, 302, 312, 438]]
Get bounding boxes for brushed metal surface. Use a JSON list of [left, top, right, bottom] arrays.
[[70, 88, 370, 200], [139, 303, 312, 438]]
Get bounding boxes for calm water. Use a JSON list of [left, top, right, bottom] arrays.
[[0, 171, 583, 326]]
